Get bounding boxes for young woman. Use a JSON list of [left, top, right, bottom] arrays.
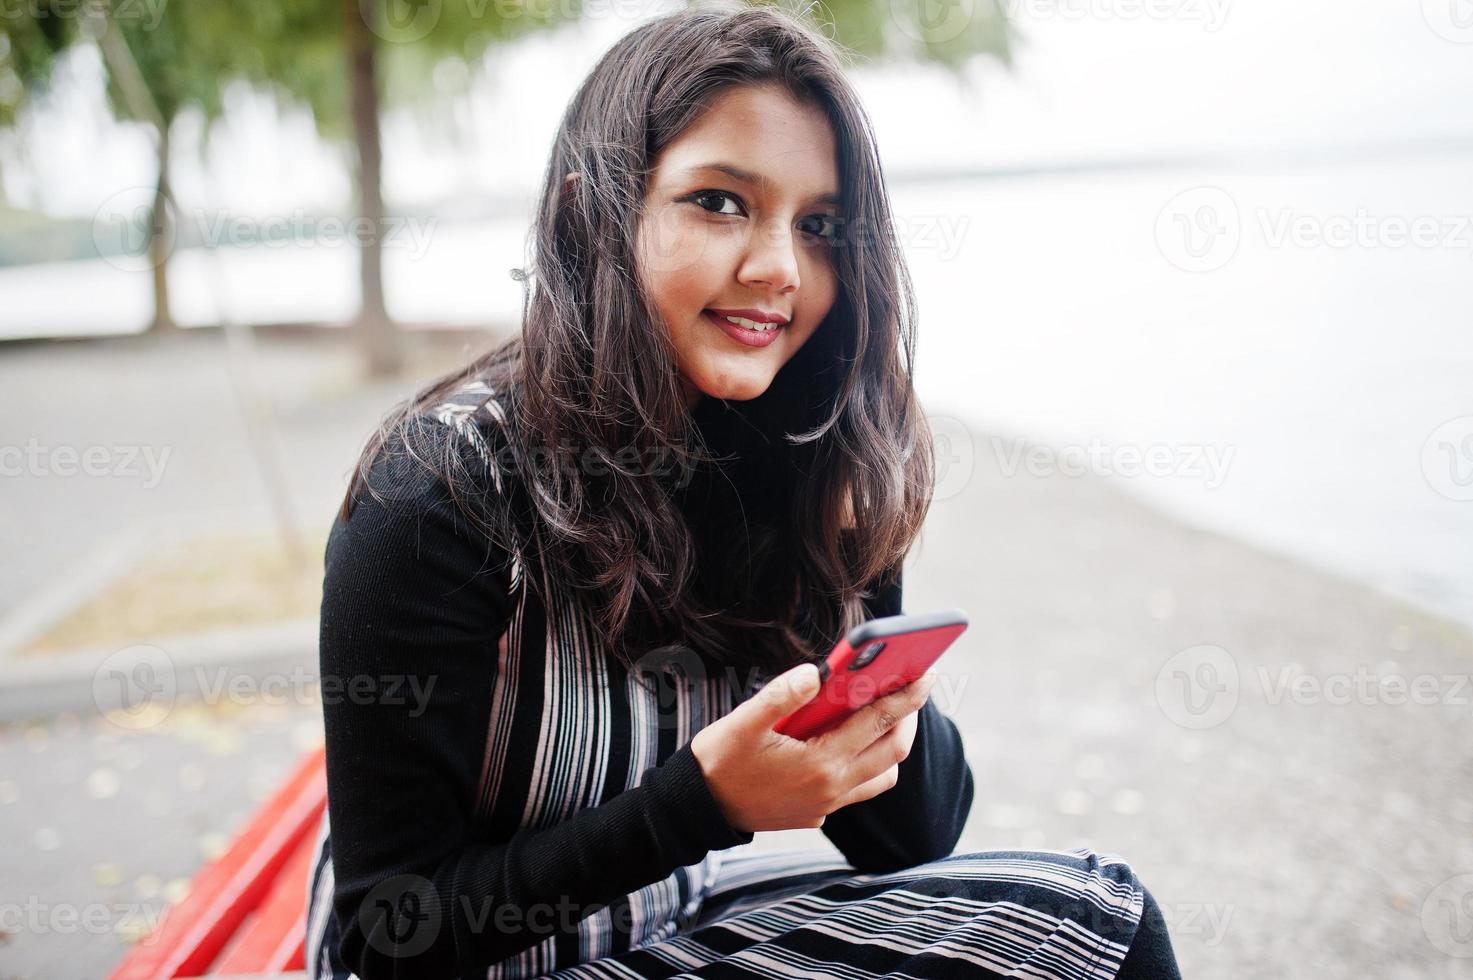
[[304, 4, 1183, 978]]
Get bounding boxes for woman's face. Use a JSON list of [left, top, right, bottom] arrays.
[[632, 83, 843, 410]]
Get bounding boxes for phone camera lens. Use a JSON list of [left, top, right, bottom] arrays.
[[849, 640, 886, 670]]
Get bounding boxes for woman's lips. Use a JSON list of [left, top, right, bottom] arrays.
[[702, 309, 785, 348]]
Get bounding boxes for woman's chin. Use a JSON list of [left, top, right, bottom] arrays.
[[690, 372, 774, 403]]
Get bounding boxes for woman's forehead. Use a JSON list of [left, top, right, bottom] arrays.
[[653, 88, 839, 197]]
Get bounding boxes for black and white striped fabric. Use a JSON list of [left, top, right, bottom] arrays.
[[308, 835, 1146, 979], [542, 846, 1145, 979], [303, 378, 1152, 979]]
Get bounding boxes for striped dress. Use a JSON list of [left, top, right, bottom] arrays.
[[304, 378, 1161, 980]]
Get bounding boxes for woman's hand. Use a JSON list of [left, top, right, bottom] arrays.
[[689, 662, 938, 834]]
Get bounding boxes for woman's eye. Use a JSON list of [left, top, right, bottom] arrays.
[[690, 190, 744, 216], [797, 214, 842, 243], [688, 191, 841, 244]]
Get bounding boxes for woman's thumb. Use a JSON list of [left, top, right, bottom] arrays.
[[746, 662, 822, 726]]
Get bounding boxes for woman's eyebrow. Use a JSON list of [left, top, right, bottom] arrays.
[[682, 162, 841, 207]]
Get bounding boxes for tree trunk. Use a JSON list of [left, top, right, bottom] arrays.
[[345, 0, 402, 377], [148, 121, 175, 335]]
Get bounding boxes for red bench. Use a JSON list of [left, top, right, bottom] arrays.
[[110, 743, 327, 979]]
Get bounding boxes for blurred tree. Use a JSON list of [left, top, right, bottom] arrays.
[[223, 0, 590, 376], [0, 0, 582, 372], [0, 2, 239, 336], [777, 0, 1013, 78]]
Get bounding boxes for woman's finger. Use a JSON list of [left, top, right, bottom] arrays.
[[814, 669, 935, 758], [847, 709, 918, 786], [828, 762, 902, 811]]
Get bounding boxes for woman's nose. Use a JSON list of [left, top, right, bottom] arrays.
[[738, 217, 802, 293]]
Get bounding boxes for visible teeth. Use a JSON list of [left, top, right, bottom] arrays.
[[720, 313, 779, 332]]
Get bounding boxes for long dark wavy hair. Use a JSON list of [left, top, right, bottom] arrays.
[[339, 0, 935, 680]]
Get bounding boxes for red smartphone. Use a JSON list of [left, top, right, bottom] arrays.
[[772, 608, 969, 741]]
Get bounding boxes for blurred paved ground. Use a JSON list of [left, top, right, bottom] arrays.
[[1, 332, 1471, 979], [0, 329, 489, 634], [0, 700, 323, 979]]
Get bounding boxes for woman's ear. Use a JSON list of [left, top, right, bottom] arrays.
[[561, 170, 582, 201]]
